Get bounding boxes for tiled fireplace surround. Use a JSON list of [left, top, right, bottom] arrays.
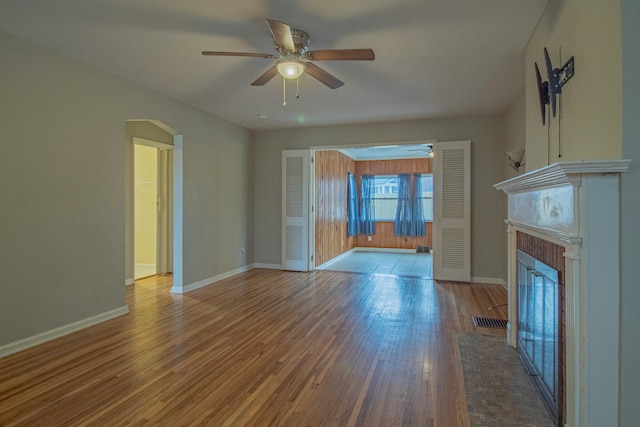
[[495, 160, 630, 427]]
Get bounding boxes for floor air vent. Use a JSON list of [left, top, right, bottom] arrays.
[[472, 317, 508, 329]]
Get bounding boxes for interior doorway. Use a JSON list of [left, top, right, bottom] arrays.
[[310, 143, 435, 270], [124, 119, 182, 290], [134, 144, 157, 278], [133, 138, 173, 280]]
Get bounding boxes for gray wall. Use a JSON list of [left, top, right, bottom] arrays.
[[502, 88, 526, 280], [620, 0, 640, 423], [0, 31, 255, 347], [525, 0, 622, 169], [255, 116, 507, 281], [504, 88, 526, 180]]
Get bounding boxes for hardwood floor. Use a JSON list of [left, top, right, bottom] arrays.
[[0, 269, 507, 426]]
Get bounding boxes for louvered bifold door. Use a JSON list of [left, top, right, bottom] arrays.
[[433, 140, 471, 282], [281, 150, 309, 271]]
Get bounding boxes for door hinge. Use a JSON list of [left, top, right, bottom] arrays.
[[310, 255, 314, 261]]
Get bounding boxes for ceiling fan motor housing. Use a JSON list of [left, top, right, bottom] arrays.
[[290, 29, 310, 54]]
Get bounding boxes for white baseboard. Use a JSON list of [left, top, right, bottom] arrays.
[[0, 306, 130, 358], [172, 264, 256, 294], [354, 247, 417, 253], [253, 263, 282, 270], [315, 248, 357, 269], [125, 278, 135, 286], [471, 276, 507, 287]]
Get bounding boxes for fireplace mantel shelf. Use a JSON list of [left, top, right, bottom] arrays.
[[494, 159, 631, 193]]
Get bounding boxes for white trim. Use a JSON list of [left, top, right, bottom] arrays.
[[309, 150, 316, 269], [353, 247, 416, 253], [0, 306, 129, 358], [315, 248, 357, 269], [471, 276, 507, 287], [125, 278, 135, 286], [171, 264, 255, 294], [254, 263, 282, 270], [494, 159, 631, 193], [172, 135, 183, 292]]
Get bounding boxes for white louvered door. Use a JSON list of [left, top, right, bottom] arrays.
[[433, 140, 471, 282], [281, 150, 309, 271]]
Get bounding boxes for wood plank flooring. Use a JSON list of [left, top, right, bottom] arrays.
[[0, 269, 507, 426]]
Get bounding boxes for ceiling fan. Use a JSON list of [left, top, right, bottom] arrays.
[[407, 145, 434, 158], [202, 19, 375, 90]]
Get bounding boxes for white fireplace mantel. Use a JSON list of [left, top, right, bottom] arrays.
[[494, 160, 631, 427]]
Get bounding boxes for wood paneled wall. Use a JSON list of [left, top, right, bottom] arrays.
[[314, 150, 356, 266], [355, 157, 432, 176], [356, 222, 432, 249], [315, 154, 434, 266], [355, 158, 433, 250]]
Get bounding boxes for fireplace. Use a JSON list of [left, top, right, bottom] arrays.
[[517, 248, 562, 424], [495, 160, 630, 427]]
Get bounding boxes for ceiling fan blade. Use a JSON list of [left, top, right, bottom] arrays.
[[202, 51, 275, 59], [307, 49, 375, 61], [266, 19, 296, 52], [251, 66, 279, 86], [305, 63, 344, 89]]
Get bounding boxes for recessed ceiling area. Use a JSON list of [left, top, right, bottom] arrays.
[[0, 0, 548, 131], [337, 143, 433, 161]]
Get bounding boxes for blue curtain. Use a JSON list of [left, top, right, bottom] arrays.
[[394, 174, 412, 236], [346, 172, 360, 237], [410, 173, 426, 236], [360, 174, 376, 235]]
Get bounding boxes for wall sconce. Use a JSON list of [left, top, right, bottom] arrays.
[[507, 149, 525, 172]]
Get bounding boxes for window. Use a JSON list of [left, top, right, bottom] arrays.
[[371, 174, 433, 221], [372, 175, 399, 220], [418, 175, 434, 221]]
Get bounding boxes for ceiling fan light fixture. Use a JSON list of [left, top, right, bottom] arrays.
[[277, 58, 305, 79]]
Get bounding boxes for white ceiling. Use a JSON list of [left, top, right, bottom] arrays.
[[0, 0, 547, 131]]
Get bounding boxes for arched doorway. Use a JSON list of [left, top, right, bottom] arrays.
[[124, 119, 183, 292]]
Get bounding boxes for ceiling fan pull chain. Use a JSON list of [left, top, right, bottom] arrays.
[[283, 76, 287, 106], [296, 76, 300, 99]]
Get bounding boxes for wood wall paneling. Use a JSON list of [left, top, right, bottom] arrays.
[[315, 151, 356, 266], [356, 222, 432, 249], [355, 157, 433, 250]]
